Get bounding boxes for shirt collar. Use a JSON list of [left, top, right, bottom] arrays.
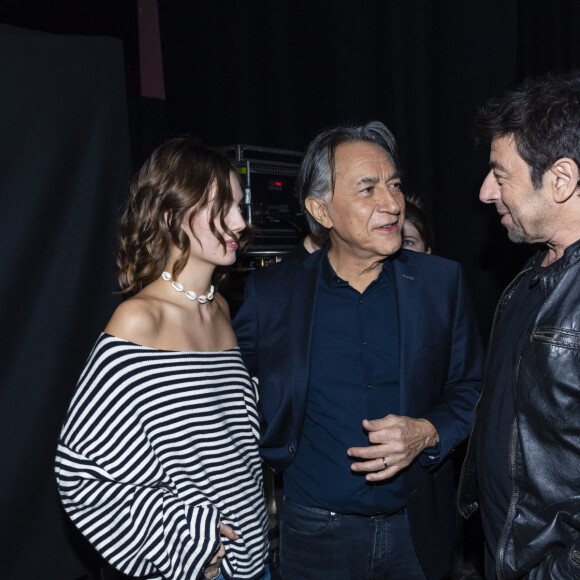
[[321, 243, 394, 289]]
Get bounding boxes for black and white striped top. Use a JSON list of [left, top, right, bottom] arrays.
[[55, 333, 269, 580]]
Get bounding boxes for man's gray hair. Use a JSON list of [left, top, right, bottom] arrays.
[[296, 121, 399, 236]]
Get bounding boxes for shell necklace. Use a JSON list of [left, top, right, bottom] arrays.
[[161, 271, 215, 304]]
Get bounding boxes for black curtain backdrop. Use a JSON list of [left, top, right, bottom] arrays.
[[516, 0, 580, 81], [157, 0, 518, 337], [0, 25, 132, 579], [157, 0, 580, 338], [2, 1, 580, 577]]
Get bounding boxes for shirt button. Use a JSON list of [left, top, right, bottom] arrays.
[[359, 298, 363, 304], [362, 341, 367, 347], [367, 384, 372, 389], [288, 444, 295, 454]]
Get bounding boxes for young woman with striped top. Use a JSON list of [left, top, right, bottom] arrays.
[[55, 138, 270, 580]]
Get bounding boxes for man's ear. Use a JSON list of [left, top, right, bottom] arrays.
[[305, 196, 333, 229], [551, 158, 579, 203]]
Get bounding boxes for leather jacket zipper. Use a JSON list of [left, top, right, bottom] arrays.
[[457, 270, 525, 506], [459, 265, 533, 570], [495, 273, 531, 579], [496, 378, 520, 580]]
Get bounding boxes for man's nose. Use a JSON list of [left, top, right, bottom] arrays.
[[479, 171, 499, 204], [377, 187, 402, 213]]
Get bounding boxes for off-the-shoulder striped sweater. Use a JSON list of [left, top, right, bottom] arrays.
[[55, 333, 269, 580]]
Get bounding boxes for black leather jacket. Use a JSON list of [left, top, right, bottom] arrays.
[[459, 239, 580, 579]]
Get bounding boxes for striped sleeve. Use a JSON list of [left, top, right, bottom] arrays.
[[55, 338, 222, 580]]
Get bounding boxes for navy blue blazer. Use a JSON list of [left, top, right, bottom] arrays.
[[233, 248, 483, 579]]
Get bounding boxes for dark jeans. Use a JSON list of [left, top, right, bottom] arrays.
[[279, 498, 428, 580], [213, 564, 270, 580]]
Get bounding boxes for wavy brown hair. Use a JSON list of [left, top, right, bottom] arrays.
[[116, 137, 248, 296]]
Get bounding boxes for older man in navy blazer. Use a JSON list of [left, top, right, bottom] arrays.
[[234, 121, 483, 580]]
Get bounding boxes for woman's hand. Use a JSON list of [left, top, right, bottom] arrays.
[[203, 522, 239, 579], [203, 542, 225, 579]]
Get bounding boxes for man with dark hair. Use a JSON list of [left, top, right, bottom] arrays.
[[459, 71, 580, 579], [234, 121, 483, 579]]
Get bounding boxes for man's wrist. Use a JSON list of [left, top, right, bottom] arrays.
[[418, 418, 439, 450]]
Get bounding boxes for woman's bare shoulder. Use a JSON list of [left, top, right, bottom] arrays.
[[104, 295, 161, 345]]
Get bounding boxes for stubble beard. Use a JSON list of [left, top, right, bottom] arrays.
[[507, 225, 526, 244]]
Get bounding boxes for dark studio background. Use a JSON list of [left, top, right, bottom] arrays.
[[1, 1, 580, 578]]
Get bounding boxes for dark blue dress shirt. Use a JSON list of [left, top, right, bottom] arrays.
[[284, 251, 406, 515]]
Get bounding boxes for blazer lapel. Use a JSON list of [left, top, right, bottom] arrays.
[[290, 250, 324, 435], [391, 255, 421, 416]]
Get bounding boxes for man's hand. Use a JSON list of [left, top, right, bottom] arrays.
[[347, 415, 439, 482], [203, 523, 239, 579]]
